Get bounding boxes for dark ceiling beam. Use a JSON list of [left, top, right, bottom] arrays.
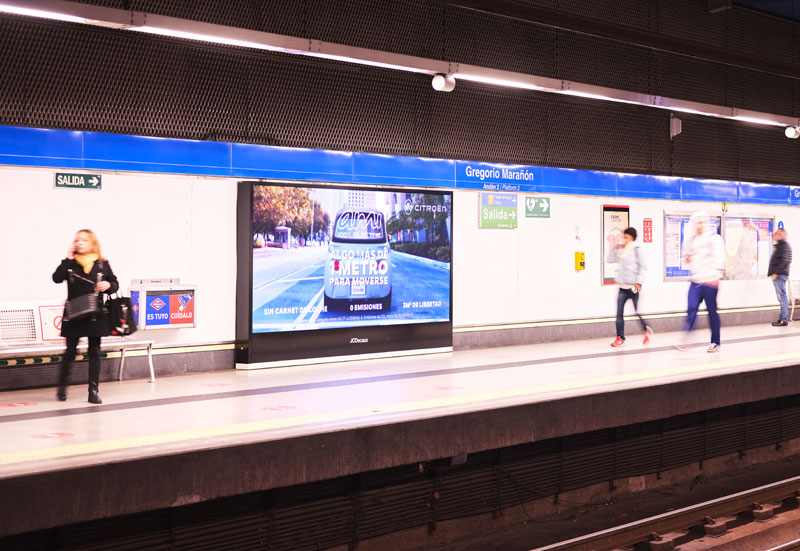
[[437, 0, 800, 80]]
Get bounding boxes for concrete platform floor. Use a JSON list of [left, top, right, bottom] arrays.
[[2, 322, 800, 481]]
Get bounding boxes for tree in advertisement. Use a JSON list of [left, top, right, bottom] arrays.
[[386, 193, 451, 261], [253, 186, 314, 247], [312, 200, 330, 242]]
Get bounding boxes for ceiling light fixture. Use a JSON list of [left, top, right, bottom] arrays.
[[431, 74, 456, 92]]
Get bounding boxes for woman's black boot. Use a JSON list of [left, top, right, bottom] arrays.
[[87, 338, 102, 404], [88, 389, 102, 404]]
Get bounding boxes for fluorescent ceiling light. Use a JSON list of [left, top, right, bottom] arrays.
[[309, 53, 434, 74], [730, 115, 785, 127], [559, 89, 641, 106], [454, 73, 546, 91], [655, 105, 713, 116], [136, 26, 285, 51], [0, 4, 86, 23]]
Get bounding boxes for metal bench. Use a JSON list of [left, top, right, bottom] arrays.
[[790, 279, 800, 322], [0, 302, 155, 382]]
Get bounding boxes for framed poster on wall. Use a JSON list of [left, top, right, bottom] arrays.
[[723, 216, 774, 279], [663, 213, 722, 281], [602, 204, 630, 285]]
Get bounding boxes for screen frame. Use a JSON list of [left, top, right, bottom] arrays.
[[236, 180, 454, 366]]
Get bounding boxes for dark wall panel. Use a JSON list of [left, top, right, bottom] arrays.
[[728, 7, 795, 64], [417, 83, 550, 165], [652, 52, 728, 107], [671, 116, 739, 181], [556, 31, 652, 93], [655, 0, 727, 48], [443, 6, 558, 77]]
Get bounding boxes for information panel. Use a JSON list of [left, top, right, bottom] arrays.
[[479, 192, 517, 228], [602, 205, 630, 285], [664, 214, 721, 280], [723, 217, 773, 279]]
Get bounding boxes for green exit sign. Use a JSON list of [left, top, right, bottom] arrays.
[[55, 173, 102, 189], [525, 196, 550, 218]]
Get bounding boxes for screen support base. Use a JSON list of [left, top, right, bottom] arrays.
[[235, 346, 453, 370]]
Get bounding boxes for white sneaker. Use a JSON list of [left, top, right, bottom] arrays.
[[707, 343, 721, 353]]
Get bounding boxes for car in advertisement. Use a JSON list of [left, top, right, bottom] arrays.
[[323, 208, 392, 311]]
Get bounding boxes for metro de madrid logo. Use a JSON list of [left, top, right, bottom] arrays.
[[150, 298, 166, 310], [404, 199, 413, 215]]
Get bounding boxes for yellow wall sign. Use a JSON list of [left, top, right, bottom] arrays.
[[575, 252, 585, 271]]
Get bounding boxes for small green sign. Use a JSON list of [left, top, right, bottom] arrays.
[[524, 196, 550, 218], [55, 173, 102, 189], [479, 193, 518, 229]]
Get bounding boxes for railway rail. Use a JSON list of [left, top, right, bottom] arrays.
[[532, 474, 800, 551]]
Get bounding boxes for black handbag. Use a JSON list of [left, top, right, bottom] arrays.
[[105, 294, 138, 336], [64, 269, 102, 321], [65, 293, 100, 321]]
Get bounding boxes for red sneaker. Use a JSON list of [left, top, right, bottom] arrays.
[[610, 337, 625, 347], [643, 326, 654, 345]]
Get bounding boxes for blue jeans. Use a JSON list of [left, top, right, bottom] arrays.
[[773, 274, 789, 321], [685, 282, 720, 345], [616, 288, 647, 340]]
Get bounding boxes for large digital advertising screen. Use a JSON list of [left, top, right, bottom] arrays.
[[236, 182, 453, 366]]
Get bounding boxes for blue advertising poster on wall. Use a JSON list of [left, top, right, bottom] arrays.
[[251, 184, 452, 333]]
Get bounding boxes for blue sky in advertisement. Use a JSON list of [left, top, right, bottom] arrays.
[[0, 124, 798, 206]]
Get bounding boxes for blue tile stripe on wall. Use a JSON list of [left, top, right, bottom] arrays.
[[0, 125, 796, 205]]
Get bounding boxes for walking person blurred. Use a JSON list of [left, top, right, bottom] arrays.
[[53, 229, 119, 403], [679, 212, 726, 352], [610, 227, 653, 347], [768, 228, 792, 326]]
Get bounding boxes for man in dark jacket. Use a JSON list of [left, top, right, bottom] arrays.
[[768, 228, 793, 326]]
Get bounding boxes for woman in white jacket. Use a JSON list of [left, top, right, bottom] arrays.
[[681, 211, 726, 352]]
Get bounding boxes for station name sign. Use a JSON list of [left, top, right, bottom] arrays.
[[457, 161, 540, 193]]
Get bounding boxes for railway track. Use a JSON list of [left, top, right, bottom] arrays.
[[532, 474, 800, 551]]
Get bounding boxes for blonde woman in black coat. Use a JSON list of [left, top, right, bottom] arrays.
[[53, 229, 119, 404]]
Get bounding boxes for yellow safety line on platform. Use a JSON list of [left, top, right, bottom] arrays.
[[2, 350, 800, 467]]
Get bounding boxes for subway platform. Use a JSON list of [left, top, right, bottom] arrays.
[[3, 323, 800, 542]]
